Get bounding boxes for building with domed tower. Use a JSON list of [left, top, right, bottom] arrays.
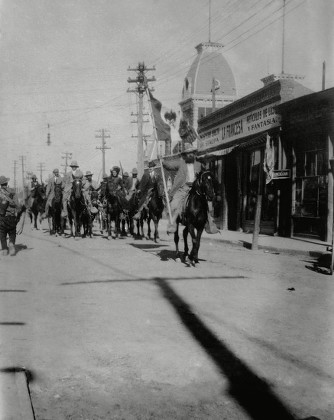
[[179, 42, 237, 130]]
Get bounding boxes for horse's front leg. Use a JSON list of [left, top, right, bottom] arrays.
[[188, 225, 199, 265], [183, 226, 189, 260], [34, 213, 38, 230], [106, 213, 111, 239], [146, 218, 151, 240], [48, 215, 53, 235], [154, 218, 160, 243], [174, 223, 181, 260]]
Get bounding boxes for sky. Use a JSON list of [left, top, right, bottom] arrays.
[[0, 0, 333, 187]]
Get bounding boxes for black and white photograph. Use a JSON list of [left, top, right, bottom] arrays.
[[0, 0, 333, 418]]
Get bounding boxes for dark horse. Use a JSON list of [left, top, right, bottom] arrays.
[[122, 191, 144, 237], [28, 184, 46, 230], [143, 181, 164, 242], [67, 179, 87, 238], [47, 183, 63, 236], [174, 170, 215, 265], [105, 187, 122, 239]]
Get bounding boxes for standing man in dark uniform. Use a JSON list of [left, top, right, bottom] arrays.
[[0, 175, 26, 256]]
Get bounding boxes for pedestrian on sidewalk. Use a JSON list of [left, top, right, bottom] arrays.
[[0, 176, 26, 256]]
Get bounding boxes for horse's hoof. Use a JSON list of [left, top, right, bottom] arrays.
[[175, 257, 181, 263]]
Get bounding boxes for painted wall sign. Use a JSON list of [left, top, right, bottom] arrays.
[[198, 102, 281, 151]]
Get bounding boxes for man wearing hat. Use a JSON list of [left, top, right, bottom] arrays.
[[61, 160, 85, 219], [98, 173, 109, 202], [162, 144, 218, 234], [133, 161, 162, 220], [0, 176, 26, 256], [107, 166, 124, 198], [28, 174, 41, 209], [82, 170, 99, 214], [42, 168, 63, 219], [122, 172, 131, 195], [128, 168, 140, 198]]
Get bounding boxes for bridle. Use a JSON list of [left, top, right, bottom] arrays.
[[194, 171, 213, 200]]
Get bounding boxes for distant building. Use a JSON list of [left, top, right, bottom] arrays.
[[179, 42, 237, 130]]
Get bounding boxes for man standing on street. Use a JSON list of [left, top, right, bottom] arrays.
[[0, 175, 26, 256]]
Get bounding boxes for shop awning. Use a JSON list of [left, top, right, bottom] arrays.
[[198, 145, 236, 158]]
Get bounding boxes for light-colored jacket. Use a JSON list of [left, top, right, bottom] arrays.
[[162, 159, 201, 198]]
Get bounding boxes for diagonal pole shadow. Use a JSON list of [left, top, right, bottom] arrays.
[[156, 277, 296, 420]]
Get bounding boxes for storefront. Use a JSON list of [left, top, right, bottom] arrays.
[[197, 75, 313, 235], [276, 87, 334, 241]]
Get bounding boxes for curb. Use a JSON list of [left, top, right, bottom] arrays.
[[158, 219, 325, 260], [0, 368, 35, 420]]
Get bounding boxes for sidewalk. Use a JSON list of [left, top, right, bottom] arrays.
[[159, 218, 329, 259]]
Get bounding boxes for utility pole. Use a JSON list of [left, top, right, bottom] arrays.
[[37, 162, 46, 183], [281, 0, 286, 74], [211, 77, 216, 112], [95, 129, 111, 176], [127, 62, 156, 177], [19, 155, 26, 199], [13, 160, 18, 192], [322, 61, 326, 90], [61, 151, 72, 175]]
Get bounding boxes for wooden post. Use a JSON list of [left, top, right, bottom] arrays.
[[252, 158, 264, 250]]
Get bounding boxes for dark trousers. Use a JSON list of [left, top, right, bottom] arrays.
[[0, 216, 17, 250]]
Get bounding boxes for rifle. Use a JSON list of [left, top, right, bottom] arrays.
[[119, 161, 124, 178]]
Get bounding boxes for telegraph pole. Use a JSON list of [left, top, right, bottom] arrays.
[[19, 155, 26, 199], [37, 162, 46, 183], [127, 62, 156, 177], [61, 151, 72, 175], [95, 129, 111, 176], [13, 160, 18, 192]]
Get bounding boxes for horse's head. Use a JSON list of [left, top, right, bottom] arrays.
[[72, 179, 83, 199], [36, 184, 46, 200], [195, 171, 215, 201]]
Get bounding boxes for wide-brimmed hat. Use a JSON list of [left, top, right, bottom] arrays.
[[102, 173, 108, 179], [53, 168, 59, 174], [123, 172, 129, 177], [132, 168, 138, 174], [85, 170, 93, 177], [70, 160, 79, 168], [148, 161, 156, 168], [0, 175, 9, 185], [31, 174, 37, 179], [111, 166, 120, 173]]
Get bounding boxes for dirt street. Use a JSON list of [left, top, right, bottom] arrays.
[[0, 219, 333, 419]]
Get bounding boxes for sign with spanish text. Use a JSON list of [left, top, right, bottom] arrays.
[[198, 102, 281, 151]]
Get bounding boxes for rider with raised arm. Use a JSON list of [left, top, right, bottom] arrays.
[[162, 143, 218, 234]]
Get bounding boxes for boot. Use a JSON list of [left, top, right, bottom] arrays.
[[8, 242, 16, 256]]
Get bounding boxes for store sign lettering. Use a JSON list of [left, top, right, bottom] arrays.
[[198, 103, 280, 151]]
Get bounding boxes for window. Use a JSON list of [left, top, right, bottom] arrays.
[[294, 149, 327, 218]]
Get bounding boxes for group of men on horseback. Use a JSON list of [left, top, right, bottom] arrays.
[[0, 142, 219, 258]]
